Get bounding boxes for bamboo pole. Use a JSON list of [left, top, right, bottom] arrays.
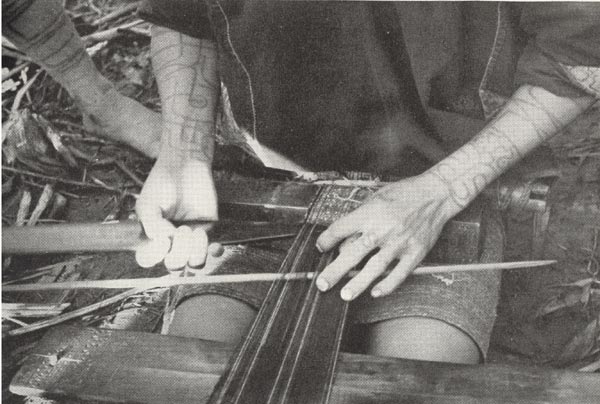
[[3, 260, 556, 292], [1, 220, 296, 255]]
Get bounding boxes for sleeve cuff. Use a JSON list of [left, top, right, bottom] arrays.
[[515, 43, 592, 99]]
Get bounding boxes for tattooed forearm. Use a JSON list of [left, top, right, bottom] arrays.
[[430, 85, 594, 209], [151, 25, 218, 161]]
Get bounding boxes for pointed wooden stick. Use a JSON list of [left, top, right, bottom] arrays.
[[3, 260, 555, 292]]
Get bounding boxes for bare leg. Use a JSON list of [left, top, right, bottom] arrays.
[[365, 317, 481, 364], [166, 295, 256, 344], [2, 0, 160, 158]]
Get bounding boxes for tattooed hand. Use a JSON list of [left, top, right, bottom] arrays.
[[135, 26, 220, 270], [316, 85, 593, 300], [135, 158, 218, 270], [316, 173, 460, 300]]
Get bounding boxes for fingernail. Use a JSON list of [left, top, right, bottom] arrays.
[[371, 288, 382, 298], [340, 288, 354, 301], [361, 232, 376, 248], [316, 243, 323, 253], [316, 277, 329, 291]]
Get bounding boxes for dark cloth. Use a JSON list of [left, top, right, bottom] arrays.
[[516, 3, 600, 98], [163, 211, 504, 358], [140, 1, 596, 358], [137, 0, 213, 40], [140, 1, 435, 176], [2, 0, 38, 25], [138, 1, 599, 172], [138, 1, 600, 104], [519, 3, 600, 67]]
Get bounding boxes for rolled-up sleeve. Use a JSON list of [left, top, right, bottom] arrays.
[[516, 3, 600, 98], [137, 0, 213, 39]]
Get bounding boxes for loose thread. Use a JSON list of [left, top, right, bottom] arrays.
[[215, 0, 257, 139]]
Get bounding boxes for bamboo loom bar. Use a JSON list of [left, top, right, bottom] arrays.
[[3, 260, 555, 292], [11, 326, 600, 403], [1, 220, 210, 254], [1, 220, 299, 255]]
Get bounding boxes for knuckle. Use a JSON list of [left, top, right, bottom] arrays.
[[359, 232, 379, 249], [378, 244, 400, 261]]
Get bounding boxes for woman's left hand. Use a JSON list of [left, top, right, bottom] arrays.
[[315, 172, 461, 300]]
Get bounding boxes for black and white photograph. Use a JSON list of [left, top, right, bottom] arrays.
[[1, 1, 599, 403]]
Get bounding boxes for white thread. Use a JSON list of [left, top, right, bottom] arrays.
[[215, 0, 258, 139], [431, 273, 457, 286]]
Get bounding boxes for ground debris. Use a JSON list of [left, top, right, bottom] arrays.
[[2, 109, 51, 165], [490, 104, 600, 367], [2, 303, 71, 318], [578, 357, 600, 372], [535, 277, 599, 318], [1, 3, 160, 403], [554, 314, 600, 368], [99, 288, 168, 332], [2, 257, 82, 336]]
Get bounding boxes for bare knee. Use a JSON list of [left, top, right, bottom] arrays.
[[166, 294, 256, 345], [365, 317, 481, 364]]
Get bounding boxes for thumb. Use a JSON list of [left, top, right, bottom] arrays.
[[136, 197, 176, 240]]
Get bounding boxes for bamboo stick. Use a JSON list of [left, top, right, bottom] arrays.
[[1, 220, 296, 255], [82, 19, 146, 44], [3, 260, 555, 292], [2, 257, 91, 286], [2, 303, 70, 318], [5, 288, 144, 337], [91, 3, 138, 26], [26, 184, 54, 226], [15, 190, 32, 226]]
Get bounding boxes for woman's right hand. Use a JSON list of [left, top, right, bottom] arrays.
[[135, 156, 218, 270]]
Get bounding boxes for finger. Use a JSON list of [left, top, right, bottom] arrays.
[[340, 247, 397, 301], [136, 200, 176, 241], [187, 243, 225, 276], [135, 237, 171, 268], [317, 235, 356, 290], [338, 233, 362, 253], [164, 226, 194, 271], [208, 243, 225, 257], [316, 213, 363, 253], [371, 249, 423, 297], [317, 232, 377, 294], [188, 228, 209, 268]]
